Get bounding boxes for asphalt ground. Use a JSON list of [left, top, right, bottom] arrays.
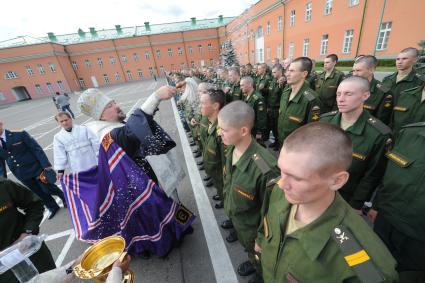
[[1, 79, 254, 283]]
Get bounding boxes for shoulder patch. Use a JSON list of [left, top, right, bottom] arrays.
[[402, 121, 425, 128], [366, 117, 391, 135], [303, 90, 316, 102], [252, 153, 271, 174], [320, 110, 338, 118], [375, 83, 391, 93], [402, 85, 422, 93]]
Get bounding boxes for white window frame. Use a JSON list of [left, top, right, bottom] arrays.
[[109, 56, 116, 65], [144, 51, 150, 60], [137, 69, 143, 79], [320, 34, 329, 55], [126, 70, 133, 81], [4, 71, 18, 79], [70, 62, 77, 71], [178, 47, 183, 56], [349, 0, 360, 7], [115, 72, 120, 81], [305, 2, 312, 22], [133, 53, 139, 62], [121, 55, 127, 63], [0, 91, 5, 101], [342, 29, 354, 54], [288, 42, 295, 59], [35, 84, 43, 95], [198, 45, 203, 53], [57, 80, 65, 91], [278, 16, 283, 32], [156, 50, 161, 59], [97, 58, 103, 68], [266, 47, 271, 62], [26, 66, 34, 76], [324, 0, 333, 15], [303, 39, 310, 56], [277, 44, 282, 59], [48, 63, 56, 72], [78, 78, 86, 89], [149, 67, 155, 77], [168, 48, 173, 57], [290, 10, 296, 27], [208, 43, 213, 51], [376, 21, 392, 51], [266, 21, 271, 35], [85, 59, 91, 68], [46, 82, 54, 94], [160, 66, 165, 74], [103, 74, 110, 84]]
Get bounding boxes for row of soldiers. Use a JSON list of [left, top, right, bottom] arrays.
[[169, 46, 424, 283]]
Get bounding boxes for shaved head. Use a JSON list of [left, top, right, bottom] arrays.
[[218, 101, 254, 129]]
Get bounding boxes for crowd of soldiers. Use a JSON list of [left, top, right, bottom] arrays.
[[168, 46, 425, 283]]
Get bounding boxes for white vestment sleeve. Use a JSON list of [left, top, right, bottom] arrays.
[[86, 126, 100, 158], [105, 267, 123, 283], [53, 134, 68, 171], [140, 92, 161, 115]]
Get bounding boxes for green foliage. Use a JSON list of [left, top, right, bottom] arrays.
[[220, 40, 238, 67]]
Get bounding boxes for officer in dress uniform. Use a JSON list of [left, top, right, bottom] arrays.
[[321, 76, 392, 211], [218, 101, 279, 283], [0, 121, 66, 219], [256, 123, 398, 283]]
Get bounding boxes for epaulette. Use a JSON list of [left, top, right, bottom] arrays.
[[332, 225, 385, 282], [303, 90, 316, 102], [401, 121, 425, 128], [252, 153, 271, 174], [320, 110, 338, 118], [415, 73, 425, 82], [401, 85, 422, 94], [367, 117, 392, 135], [375, 83, 391, 93], [266, 176, 280, 188]]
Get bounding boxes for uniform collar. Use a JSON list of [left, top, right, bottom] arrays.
[[369, 77, 378, 93], [289, 82, 310, 104], [208, 119, 218, 135], [284, 194, 348, 261], [331, 110, 369, 136], [389, 69, 417, 83], [233, 139, 257, 172]]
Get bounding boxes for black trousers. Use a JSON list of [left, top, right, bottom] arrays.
[[20, 178, 64, 211]]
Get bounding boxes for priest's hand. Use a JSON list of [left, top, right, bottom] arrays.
[[155, 86, 177, 101]]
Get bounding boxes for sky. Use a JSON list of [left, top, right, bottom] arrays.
[[0, 0, 257, 42]]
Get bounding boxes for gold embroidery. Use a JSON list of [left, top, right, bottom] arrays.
[[352, 152, 367, 161]]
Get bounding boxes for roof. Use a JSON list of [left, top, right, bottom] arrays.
[[0, 17, 234, 49]]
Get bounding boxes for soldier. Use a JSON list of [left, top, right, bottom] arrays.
[[245, 63, 256, 80], [368, 122, 425, 282], [240, 76, 268, 142], [0, 121, 66, 219], [321, 76, 392, 210], [0, 178, 56, 283], [224, 67, 243, 103], [352, 55, 393, 125], [277, 57, 322, 145], [282, 58, 292, 71], [199, 88, 226, 209], [315, 54, 345, 113], [216, 67, 228, 91], [256, 122, 398, 283], [271, 58, 280, 66], [306, 59, 317, 90], [218, 101, 279, 282], [382, 47, 423, 103], [267, 64, 285, 150], [254, 63, 271, 98], [204, 67, 216, 84], [391, 84, 425, 136]]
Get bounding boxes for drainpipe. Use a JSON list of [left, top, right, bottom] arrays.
[[355, 0, 368, 57], [373, 0, 387, 56]]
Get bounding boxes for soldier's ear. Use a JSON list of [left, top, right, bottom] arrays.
[[329, 171, 349, 192]]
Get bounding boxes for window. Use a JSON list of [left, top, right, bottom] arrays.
[[121, 55, 127, 63], [188, 46, 193, 55], [168, 48, 173, 57], [57, 81, 65, 91], [208, 43, 212, 51], [266, 47, 271, 62], [277, 44, 283, 59], [209, 59, 214, 66], [178, 47, 183, 56], [288, 42, 295, 59], [109, 56, 116, 65], [251, 50, 255, 62], [305, 2, 312, 22], [257, 26, 263, 38], [180, 63, 185, 69], [103, 74, 110, 84], [0, 92, 5, 101], [320, 34, 329, 55], [85, 59, 91, 68], [37, 64, 46, 74], [159, 66, 165, 74], [97, 58, 103, 68], [149, 67, 155, 77], [115, 72, 120, 81], [137, 69, 143, 79], [156, 50, 161, 59], [70, 62, 77, 71], [144, 51, 150, 60], [35, 84, 43, 95], [342, 29, 354, 53], [198, 45, 203, 53], [278, 16, 283, 32], [290, 10, 296, 27], [324, 0, 333, 15], [245, 51, 248, 61], [376, 22, 392, 51], [349, 0, 359, 7], [266, 21, 271, 35], [133, 53, 139, 62], [258, 48, 264, 63], [78, 78, 86, 89], [303, 39, 310, 56], [4, 71, 18, 80], [25, 66, 34, 76], [126, 70, 133, 81], [48, 63, 56, 72], [46, 83, 54, 94]]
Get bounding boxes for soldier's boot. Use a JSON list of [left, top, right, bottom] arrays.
[[194, 151, 202, 158], [221, 219, 233, 229], [248, 273, 264, 283], [237, 261, 255, 276], [197, 160, 204, 166], [212, 194, 221, 201], [204, 178, 213, 187], [225, 230, 238, 243], [214, 201, 224, 209], [203, 175, 212, 181]]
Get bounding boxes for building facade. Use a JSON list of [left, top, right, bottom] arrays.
[[0, 0, 423, 105]]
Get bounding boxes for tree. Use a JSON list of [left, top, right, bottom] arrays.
[[220, 40, 238, 67]]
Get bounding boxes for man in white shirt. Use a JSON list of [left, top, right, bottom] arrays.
[[53, 112, 99, 178]]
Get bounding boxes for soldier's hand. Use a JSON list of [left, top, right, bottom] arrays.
[[256, 133, 262, 140], [254, 242, 262, 254], [367, 209, 378, 223], [112, 254, 131, 274], [278, 76, 286, 87], [224, 87, 230, 94], [175, 81, 186, 90], [155, 86, 177, 101], [190, 118, 198, 126]]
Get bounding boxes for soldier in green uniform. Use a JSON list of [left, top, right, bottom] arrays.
[[306, 59, 317, 90], [245, 63, 256, 80], [204, 67, 217, 84], [218, 101, 279, 282], [391, 83, 425, 136], [315, 54, 345, 113], [0, 178, 56, 283], [267, 64, 285, 150], [224, 67, 243, 104], [254, 63, 271, 99], [368, 122, 425, 282], [216, 67, 228, 91], [240, 76, 268, 142], [352, 55, 393, 125], [277, 57, 322, 145], [382, 47, 423, 103], [199, 88, 226, 208], [321, 76, 392, 210], [256, 123, 399, 283]]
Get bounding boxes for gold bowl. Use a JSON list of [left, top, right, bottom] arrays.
[[73, 235, 134, 282]]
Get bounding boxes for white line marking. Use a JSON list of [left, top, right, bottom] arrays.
[[45, 229, 73, 242], [55, 230, 75, 267], [170, 97, 238, 283]]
